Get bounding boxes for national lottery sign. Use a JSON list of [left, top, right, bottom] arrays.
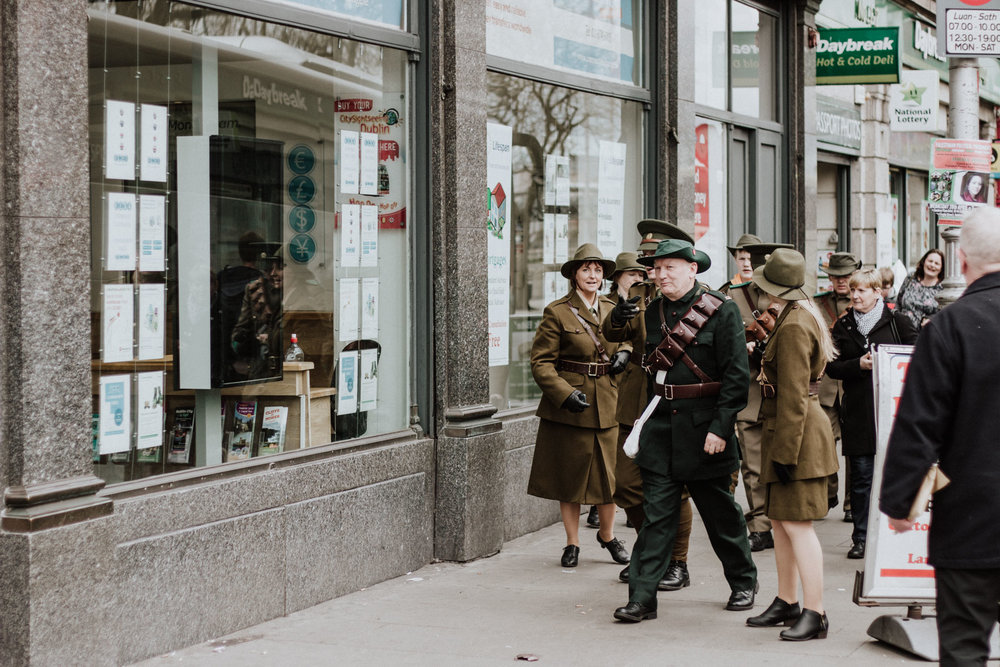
[[862, 345, 934, 601]]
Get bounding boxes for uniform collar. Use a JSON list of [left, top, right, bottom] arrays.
[[569, 290, 603, 325]]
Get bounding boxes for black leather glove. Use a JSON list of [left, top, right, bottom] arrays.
[[609, 350, 630, 376], [773, 462, 795, 485], [561, 390, 590, 413], [610, 295, 641, 327]]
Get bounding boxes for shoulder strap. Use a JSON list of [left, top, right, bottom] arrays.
[[738, 284, 761, 318], [647, 292, 725, 382], [819, 293, 837, 323], [567, 303, 611, 363], [889, 312, 901, 344]]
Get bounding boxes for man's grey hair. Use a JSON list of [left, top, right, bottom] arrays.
[[960, 207, 1000, 269]]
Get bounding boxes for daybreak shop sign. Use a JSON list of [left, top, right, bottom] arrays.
[[816, 27, 900, 85]]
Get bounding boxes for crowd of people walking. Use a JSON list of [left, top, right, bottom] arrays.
[[524, 212, 975, 646]]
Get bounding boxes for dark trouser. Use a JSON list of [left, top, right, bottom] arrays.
[[848, 455, 874, 543], [624, 497, 692, 563], [934, 566, 1000, 666], [627, 467, 756, 608]]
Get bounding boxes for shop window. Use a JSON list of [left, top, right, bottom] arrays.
[[696, 0, 779, 122], [486, 74, 644, 411], [88, 1, 412, 482], [485, 1, 643, 87]]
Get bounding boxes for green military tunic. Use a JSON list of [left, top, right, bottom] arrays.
[[605, 283, 756, 607], [527, 290, 622, 504]]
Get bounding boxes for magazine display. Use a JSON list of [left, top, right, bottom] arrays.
[[227, 401, 257, 461], [167, 408, 195, 464], [258, 406, 288, 456]]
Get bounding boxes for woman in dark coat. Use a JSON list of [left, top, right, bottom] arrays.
[[527, 243, 631, 568], [746, 249, 838, 641], [826, 269, 917, 560]]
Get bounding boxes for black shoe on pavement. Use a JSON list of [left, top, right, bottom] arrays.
[[597, 533, 630, 564], [748, 531, 774, 552], [847, 541, 865, 559], [618, 565, 630, 583], [586, 505, 600, 529], [613, 601, 657, 623], [725, 581, 759, 611], [561, 545, 579, 568], [657, 561, 690, 591], [843, 510, 853, 523], [779, 609, 829, 641], [746, 596, 801, 627]]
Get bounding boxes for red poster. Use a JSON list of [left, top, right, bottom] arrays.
[[694, 124, 710, 241]]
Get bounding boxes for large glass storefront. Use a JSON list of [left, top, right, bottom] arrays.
[[89, 1, 412, 482], [483, 1, 646, 412]]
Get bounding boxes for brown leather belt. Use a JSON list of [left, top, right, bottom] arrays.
[[761, 380, 821, 399], [653, 382, 722, 400], [558, 360, 612, 377]]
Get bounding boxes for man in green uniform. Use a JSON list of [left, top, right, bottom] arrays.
[[614, 219, 697, 591], [719, 235, 792, 553], [607, 239, 756, 623], [813, 251, 860, 520]]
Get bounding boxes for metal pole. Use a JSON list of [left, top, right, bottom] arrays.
[[938, 57, 981, 306]]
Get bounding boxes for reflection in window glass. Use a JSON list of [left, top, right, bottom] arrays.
[[694, 0, 728, 110], [485, 1, 643, 86], [694, 118, 728, 290], [486, 74, 644, 411], [730, 4, 777, 121], [89, 1, 411, 483]]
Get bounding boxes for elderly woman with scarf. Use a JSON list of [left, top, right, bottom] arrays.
[[825, 269, 917, 560]]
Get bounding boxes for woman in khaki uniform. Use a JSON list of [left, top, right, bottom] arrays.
[[746, 249, 838, 641], [528, 244, 631, 568]]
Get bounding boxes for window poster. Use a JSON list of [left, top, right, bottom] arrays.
[[554, 213, 570, 263], [339, 277, 359, 339], [361, 277, 379, 339], [138, 194, 165, 272], [98, 374, 131, 454], [137, 283, 165, 360], [136, 371, 164, 450], [337, 350, 359, 415], [341, 203, 360, 267], [597, 141, 626, 257], [487, 122, 513, 367], [102, 284, 134, 363], [928, 138, 993, 225], [554, 155, 570, 207], [544, 155, 558, 207], [359, 132, 379, 195], [340, 130, 360, 194], [105, 192, 137, 271], [105, 100, 135, 180], [140, 104, 168, 182], [543, 271, 569, 305], [543, 212, 555, 264], [359, 347, 379, 411], [360, 204, 378, 267]]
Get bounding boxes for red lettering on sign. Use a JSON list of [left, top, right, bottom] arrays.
[[379, 140, 400, 162], [335, 98, 374, 112]]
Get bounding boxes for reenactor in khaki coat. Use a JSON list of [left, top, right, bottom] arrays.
[[527, 244, 631, 569]]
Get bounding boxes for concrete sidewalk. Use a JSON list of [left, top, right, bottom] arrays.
[[135, 507, 921, 666]]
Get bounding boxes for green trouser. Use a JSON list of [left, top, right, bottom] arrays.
[[628, 467, 757, 608]]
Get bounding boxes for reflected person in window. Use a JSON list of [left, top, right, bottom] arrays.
[[527, 244, 631, 569], [231, 246, 284, 381]]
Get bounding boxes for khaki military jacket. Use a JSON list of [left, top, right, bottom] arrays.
[[759, 304, 838, 483], [720, 280, 765, 423], [812, 291, 851, 408], [612, 283, 657, 426], [604, 284, 749, 480], [531, 291, 622, 429]]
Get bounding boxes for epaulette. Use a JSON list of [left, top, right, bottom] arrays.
[[813, 290, 832, 298]]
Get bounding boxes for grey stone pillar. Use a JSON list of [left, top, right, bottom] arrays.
[[854, 87, 891, 264], [0, 1, 114, 663], [788, 0, 822, 256], [428, 0, 504, 561]]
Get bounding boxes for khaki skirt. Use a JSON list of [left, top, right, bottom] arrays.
[[527, 418, 618, 505], [764, 476, 828, 521]]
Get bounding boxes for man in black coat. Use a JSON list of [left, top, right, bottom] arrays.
[[880, 207, 1000, 666], [826, 269, 916, 561]]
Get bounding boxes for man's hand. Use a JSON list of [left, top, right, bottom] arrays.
[[610, 295, 641, 326], [888, 517, 915, 533], [703, 432, 726, 455], [609, 350, 630, 375]]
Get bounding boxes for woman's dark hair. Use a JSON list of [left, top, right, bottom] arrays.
[[914, 248, 944, 283], [961, 171, 987, 202]]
